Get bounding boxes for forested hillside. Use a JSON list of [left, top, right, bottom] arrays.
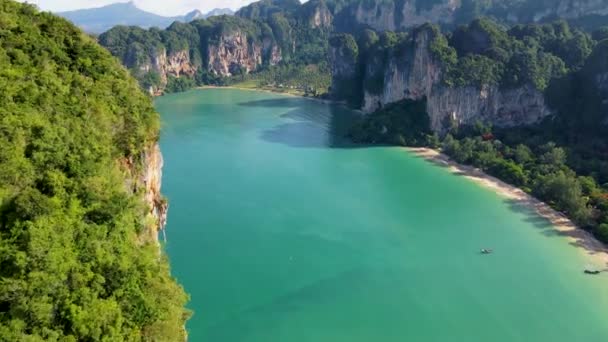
[[98, 0, 333, 95], [97, 0, 608, 97], [0, 1, 188, 340], [345, 19, 608, 244]]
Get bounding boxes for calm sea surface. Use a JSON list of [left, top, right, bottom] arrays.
[[156, 89, 608, 341]]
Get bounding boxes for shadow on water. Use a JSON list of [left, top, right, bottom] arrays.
[[505, 198, 608, 268], [238, 98, 369, 149], [410, 152, 608, 268], [204, 268, 367, 340]]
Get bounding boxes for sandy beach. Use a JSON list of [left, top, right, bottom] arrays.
[[197, 85, 337, 104], [407, 147, 608, 268]]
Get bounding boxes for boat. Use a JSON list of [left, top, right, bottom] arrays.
[[584, 269, 601, 275], [480, 248, 493, 254], [584, 264, 601, 275]]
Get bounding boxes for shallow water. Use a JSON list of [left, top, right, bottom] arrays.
[[156, 89, 608, 341]]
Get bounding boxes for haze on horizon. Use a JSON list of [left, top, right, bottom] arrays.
[[20, 0, 299, 16]]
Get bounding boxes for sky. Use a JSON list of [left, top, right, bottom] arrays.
[[20, 0, 272, 16]]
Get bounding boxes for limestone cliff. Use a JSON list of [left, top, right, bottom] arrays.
[[363, 27, 442, 112], [582, 40, 608, 125], [123, 143, 167, 243], [502, 0, 608, 23], [331, 0, 607, 32], [304, 0, 333, 28], [207, 30, 281, 77], [426, 85, 551, 131], [136, 48, 196, 95], [334, 25, 552, 132], [329, 34, 361, 104], [348, 0, 459, 31]]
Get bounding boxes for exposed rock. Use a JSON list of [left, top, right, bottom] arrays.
[[339, 24, 552, 132], [141, 143, 167, 233], [207, 30, 283, 77], [510, 0, 608, 22], [122, 143, 167, 243], [353, 1, 397, 31], [208, 30, 262, 76], [337, 0, 459, 31], [310, 4, 333, 28], [329, 34, 360, 102], [137, 48, 196, 95], [362, 26, 442, 112], [427, 85, 551, 131], [263, 37, 283, 66], [399, 0, 461, 28], [333, 0, 606, 32]]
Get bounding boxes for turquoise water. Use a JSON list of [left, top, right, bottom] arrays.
[[156, 89, 608, 341]]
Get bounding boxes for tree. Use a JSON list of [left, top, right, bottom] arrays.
[[513, 144, 534, 165], [533, 172, 591, 225], [538, 143, 567, 168], [0, 1, 189, 339]]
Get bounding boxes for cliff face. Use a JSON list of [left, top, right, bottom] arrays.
[[347, 0, 459, 31], [586, 42, 608, 125], [332, 0, 606, 32], [426, 85, 550, 131], [364, 27, 442, 112], [123, 143, 167, 243], [329, 34, 360, 103], [136, 48, 196, 95], [337, 25, 551, 132], [508, 0, 608, 22], [207, 30, 281, 77], [141, 143, 167, 234], [309, 2, 333, 28]]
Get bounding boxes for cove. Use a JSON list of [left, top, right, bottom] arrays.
[[156, 89, 608, 341]]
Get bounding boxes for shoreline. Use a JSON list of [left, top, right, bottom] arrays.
[[196, 85, 337, 104], [407, 147, 608, 268]]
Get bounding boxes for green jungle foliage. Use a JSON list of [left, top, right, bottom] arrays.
[[98, 0, 608, 97], [349, 99, 431, 146], [99, 1, 333, 96], [441, 18, 590, 90], [229, 63, 332, 96], [348, 23, 608, 243], [338, 19, 594, 99], [0, 1, 189, 340]]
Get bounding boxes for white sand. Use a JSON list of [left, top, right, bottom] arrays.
[[407, 147, 608, 268]]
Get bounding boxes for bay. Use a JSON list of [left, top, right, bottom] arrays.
[[156, 89, 608, 341]]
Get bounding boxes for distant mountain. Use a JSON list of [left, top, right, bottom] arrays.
[[204, 8, 235, 18], [57, 1, 234, 34]]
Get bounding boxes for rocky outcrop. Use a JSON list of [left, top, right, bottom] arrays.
[[427, 85, 551, 131], [306, 0, 333, 28], [335, 25, 552, 132], [364, 27, 442, 111], [329, 34, 361, 103], [207, 30, 282, 77], [348, 0, 459, 31], [141, 143, 167, 234], [509, 0, 608, 22], [208, 31, 260, 76], [332, 0, 606, 32], [122, 143, 167, 243], [137, 48, 196, 95]]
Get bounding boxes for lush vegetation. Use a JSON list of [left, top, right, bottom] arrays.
[[441, 126, 608, 242], [350, 104, 608, 243], [349, 100, 431, 146], [348, 20, 608, 243], [229, 63, 331, 96], [0, 1, 188, 340], [99, 0, 333, 96], [97, 0, 608, 97]]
